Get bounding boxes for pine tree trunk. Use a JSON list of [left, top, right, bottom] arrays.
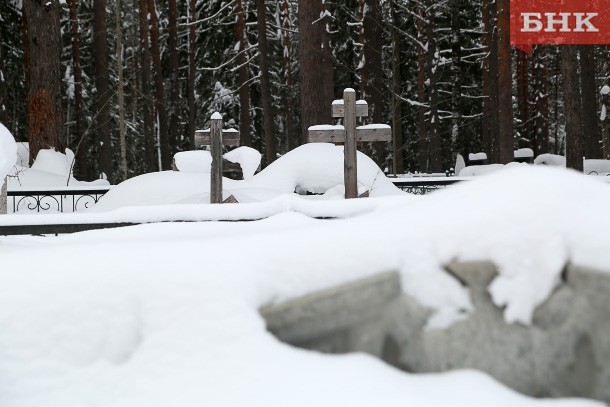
[[116, 0, 128, 181], [363, 0, 386, 167], [235, 0, 251, 147], [486, 0, 500, 159], [579, 45, 600, 159], [450, 0, 463, 157], [256, 0, 276, 165], [481, 0, 491, 157], [562, 45, 583, 171], [281, 0, 297, 151], [187, 0, 196, 150], [416, 5, 427, 171], [533, 45, 549, 155], [167, 0, 180, 155], [23, 0, 65, 165], [516, 49, 529, 148], [391, 0, 403, 175], [0, 13, 7, 126], [298, 0, 333, 143], [147, 0, 170, 170], [425, 0, 442, 173], [138, 0, 156, 172], [68, 0, 88, 180], [495, 0, 513, 164], [94, 0, 112, 181]]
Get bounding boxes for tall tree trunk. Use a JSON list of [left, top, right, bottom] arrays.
[[516, 49, 529, 148], [533, 45, 549, 155], [23, 0, 65, 165], [0, 12, 7, 126], [450, 0, 464, 157], [481, 0, 491, 156], [116, 0, 127, 181], [553, 46, 561, 154], [187, 0, 196, 150], [298, 0, 333, 143], [579, 45, 600, 159], [281, 0, 297, 151], [562, 45, 583, 171], [138, 0, 156, 172], [68, 0, 87, 180], [94, 0, 112, 181], [147, 0, 170, 170], [256, 0, 276, 165], [235, 0, 251, 147], [363, 0, 386, 167], [167, 0, 180, 155], [391, 0, 403, 175], [425, 0, 442, 173], [416, 5, 427, 171], [486, 0, 500, 159], [495, 0, 513, 164]]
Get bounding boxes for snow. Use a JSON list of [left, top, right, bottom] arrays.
[[514, 148, 534, 158], [93, 144, 402, 211], [0, 122, 17, 183], [601, 85, 610, 95], [454, 153, 466, 175], [584, 159, 610, 175], [309, 124, 344, 131], [460, 163, 524, 176], [469, 152, 487, 161], [357, 124, 391, 130], [223, 146, 261, 180], [602, 104, 607, 121], [7, 148, 109, 189], [0, 165, 607, 406], [535, 154, 566, 167], [211, 111, 222, 120], [173, 150, 212, 173]]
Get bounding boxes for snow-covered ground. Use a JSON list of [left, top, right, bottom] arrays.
[[1, 162, 609, 406], [1, 132, 608, 406]]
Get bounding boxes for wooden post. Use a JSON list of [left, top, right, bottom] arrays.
[[210, 113, 223, 203], [307, 88, 391, 199], [194, 112, 240, 204], [343, 89, 358, 198]]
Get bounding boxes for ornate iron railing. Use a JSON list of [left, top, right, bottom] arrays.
[[391, 178, 465, 195], [7, 187, 111, 213]]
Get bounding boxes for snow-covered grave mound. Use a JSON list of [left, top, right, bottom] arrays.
[[0, 165, 608, 406], [93, 143, 403, 211], [7, 147, 109, 189]]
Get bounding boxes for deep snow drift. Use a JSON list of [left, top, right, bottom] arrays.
[[0, 164, 608, 406]]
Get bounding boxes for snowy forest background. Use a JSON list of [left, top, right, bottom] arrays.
[[1, 0, 609, 184]]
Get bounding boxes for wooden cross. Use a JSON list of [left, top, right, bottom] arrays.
[[194, 112, 240, 204], [308, 88, 391, 199]]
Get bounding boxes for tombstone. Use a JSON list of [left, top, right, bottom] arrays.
[[307, 88, 391, 199], [1, 177, 7, 215], [468, 152, 488, 166], [514, 148, 534, 164], [194, 112, 240, 204]]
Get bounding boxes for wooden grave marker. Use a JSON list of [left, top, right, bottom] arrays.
[[194, 112, 240, 204], [307, 88, 391, 199]]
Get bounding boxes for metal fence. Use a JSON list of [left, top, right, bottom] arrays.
[[7, 187, 111, 214]]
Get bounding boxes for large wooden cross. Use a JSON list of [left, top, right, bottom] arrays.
[[195, 112, 240, 204], [308, 88, 391, 199]]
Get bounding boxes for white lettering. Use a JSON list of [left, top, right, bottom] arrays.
[[573, 13, 599, 32], [544, 13, 571, 32], [521, 13, 543, 32]]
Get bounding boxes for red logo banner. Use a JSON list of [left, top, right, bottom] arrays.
[[511, 0, 610, 45]]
